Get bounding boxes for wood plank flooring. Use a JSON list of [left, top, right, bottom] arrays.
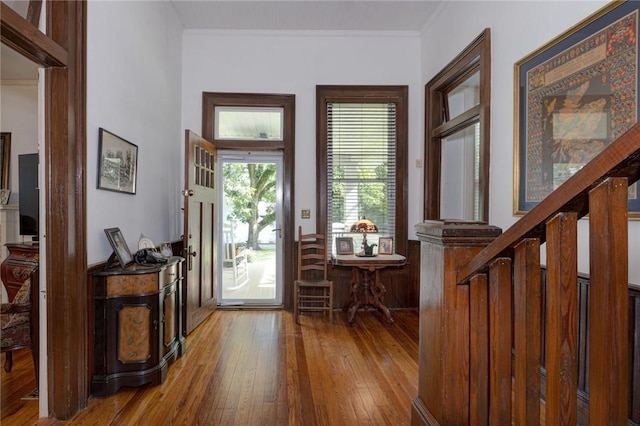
[[1, 349, 39, 425], [2, 309, 419, 425]]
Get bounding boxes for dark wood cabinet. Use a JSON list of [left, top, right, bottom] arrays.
[[1, 242, 39, 301], [91, 257, 185, 397]]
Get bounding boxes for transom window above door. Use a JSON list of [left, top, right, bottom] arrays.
[[214, 106, 284, 141], [202, 92, 293, 151]]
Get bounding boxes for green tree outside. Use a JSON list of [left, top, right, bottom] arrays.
[[223, 162, 276, 250]]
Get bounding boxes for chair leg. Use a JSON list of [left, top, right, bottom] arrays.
[[4, 352, 13, 372]]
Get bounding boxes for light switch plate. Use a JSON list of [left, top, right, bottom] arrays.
[[301, 208, 311, 219]]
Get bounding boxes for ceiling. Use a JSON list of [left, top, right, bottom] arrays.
[[170, 1, 441, 32], [1, 1, 441, 80]]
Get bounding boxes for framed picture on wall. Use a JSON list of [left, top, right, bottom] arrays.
[[97, 128, 138, 195], [514, 1, 640, 217]]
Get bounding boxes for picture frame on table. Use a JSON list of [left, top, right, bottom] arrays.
[[378, 237, 393, 255], [104, 227, 133, 268], [514, 1, 640, 217], [97, 128, 138, 195], [336, 237, 354, 255]]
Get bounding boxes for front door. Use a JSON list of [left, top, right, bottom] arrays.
[[183, 130, 217, 334], [217, 151, 283, 306]]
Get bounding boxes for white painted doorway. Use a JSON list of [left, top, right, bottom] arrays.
[[217, 151, 283, 306]]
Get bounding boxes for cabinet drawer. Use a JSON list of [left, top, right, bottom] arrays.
[[159, 262, 181, 287], [107, 273, 158, 296]]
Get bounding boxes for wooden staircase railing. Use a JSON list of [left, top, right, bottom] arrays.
[[413, 121, 640, 425]]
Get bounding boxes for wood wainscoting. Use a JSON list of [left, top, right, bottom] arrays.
[[538, 269, 640, 425]]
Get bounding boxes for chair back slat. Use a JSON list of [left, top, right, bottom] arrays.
[[295, 226, 333, 323], [297, 227, 328, 281]]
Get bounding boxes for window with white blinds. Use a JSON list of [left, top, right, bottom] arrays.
[[326, 102, 397, 253]]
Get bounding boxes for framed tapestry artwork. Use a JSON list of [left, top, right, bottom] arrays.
[[514, 1, 640, 217], [98, 128, 138, 194]]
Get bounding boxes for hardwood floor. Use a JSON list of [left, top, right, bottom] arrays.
[[1, 349, 39, 425], [2, 309, 419, 425]]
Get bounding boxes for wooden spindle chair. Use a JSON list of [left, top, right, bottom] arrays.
[[294, 226, 333, 323]]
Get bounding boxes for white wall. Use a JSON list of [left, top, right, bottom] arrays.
[[0, 81, 39, 304], [421, 1, 639, 283], [0, 81, 39, 205], [86, 0, 183, 264], [181, 30, 424, 235]]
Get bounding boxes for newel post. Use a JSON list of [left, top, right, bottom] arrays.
[[412, 220, 501, 425]]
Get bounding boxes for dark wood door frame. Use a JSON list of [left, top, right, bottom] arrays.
[[1, 1, 88, 419], [202, 92, 295, 310]]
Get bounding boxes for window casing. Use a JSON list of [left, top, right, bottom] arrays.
[[317, 86, 408, 256], [424, 29, 491, 222]]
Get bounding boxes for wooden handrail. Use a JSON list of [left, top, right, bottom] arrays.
[[413, 121, 640, 426], [457, 121, 640, 284]]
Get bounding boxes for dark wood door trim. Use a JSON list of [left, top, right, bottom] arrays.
[[0, 2, 67, 66], [202, 93, 295, 310], [46, 0, 88, 419], [2, 0, 88, 419]]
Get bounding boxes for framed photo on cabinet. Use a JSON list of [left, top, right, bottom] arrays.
[[104, 227, 133, 268]]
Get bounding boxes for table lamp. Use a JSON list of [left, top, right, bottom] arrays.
[[350, 217, 378, 247]]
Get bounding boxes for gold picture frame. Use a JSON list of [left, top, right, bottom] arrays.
[[514, 0, 640, 217]]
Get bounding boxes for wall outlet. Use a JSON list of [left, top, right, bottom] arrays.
[[301, 208, 311, 219]]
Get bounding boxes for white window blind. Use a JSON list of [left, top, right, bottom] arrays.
[[326, 102, 397, 253]]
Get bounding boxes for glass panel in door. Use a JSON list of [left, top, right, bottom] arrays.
[[217, 151, 283, 306]]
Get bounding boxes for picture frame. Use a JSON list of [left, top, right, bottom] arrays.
[[514, 1, 640, 217], [104, 227, 133, 268], [0, 132, 11, 191], [98, 128, 138, 195], [336, 237, 354, 255], [378, 237, 393, 255], [0, 189, 10, 205]]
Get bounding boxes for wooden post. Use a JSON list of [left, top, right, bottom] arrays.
[[412, 220, 501, 425], [588, 177, 629, 425]]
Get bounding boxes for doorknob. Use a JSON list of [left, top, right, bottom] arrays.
[[186, 245, 197, 271], [182, 189, 194, 196], [272, 228, 282, 238]]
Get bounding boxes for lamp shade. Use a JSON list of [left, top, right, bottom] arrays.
[[350, 217, 378, 233]]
